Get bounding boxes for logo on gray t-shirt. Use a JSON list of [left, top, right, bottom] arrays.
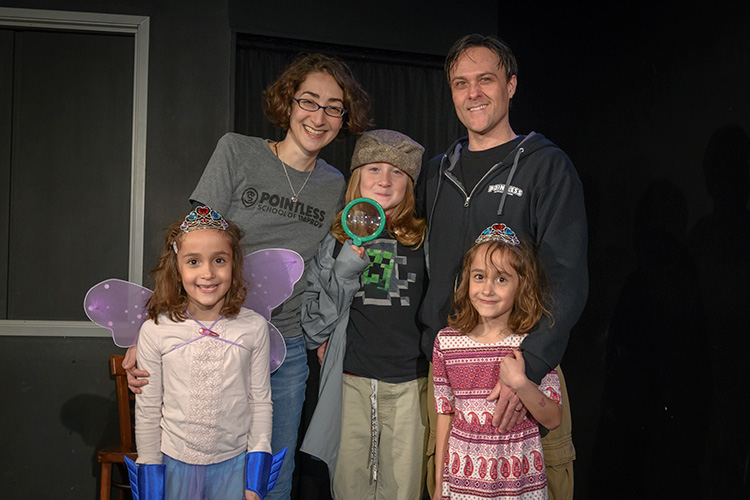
[[241, 187, 259, 207], [241, 186, 326, 227]]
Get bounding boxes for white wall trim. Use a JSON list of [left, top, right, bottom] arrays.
[[0, 8, 149, 337]]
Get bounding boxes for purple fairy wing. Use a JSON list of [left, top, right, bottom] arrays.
[[267, 323, 287, 373], [84, 279, 152, 348], [242, 249, 304, 372], [242, 248, 304, 320]]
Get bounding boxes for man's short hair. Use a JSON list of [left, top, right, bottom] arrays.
[[445, 34, 518, 83]]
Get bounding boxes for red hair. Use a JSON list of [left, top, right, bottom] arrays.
[[330, 167, 426, 248]]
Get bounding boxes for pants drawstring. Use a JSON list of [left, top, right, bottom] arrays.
[[368, 378, 379, 482]]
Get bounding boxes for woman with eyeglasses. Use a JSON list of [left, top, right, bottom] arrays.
[[124, 53, 371, 500]]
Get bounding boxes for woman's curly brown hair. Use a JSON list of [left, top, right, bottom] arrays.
[[146, 218, 247, 324], [263, 53, 371, 137], [449, 240, 552, 334]]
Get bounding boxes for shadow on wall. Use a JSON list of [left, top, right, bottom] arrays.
[[589, 177, 709, 498], [60, 393, 121, 482], [689, 124, 750, 498], [588, 124, 750, 499]]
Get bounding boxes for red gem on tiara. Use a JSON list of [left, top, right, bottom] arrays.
[[180, 205, 228, 233], [475, 223, 520, 245]]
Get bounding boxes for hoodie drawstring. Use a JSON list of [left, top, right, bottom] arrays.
[[497, 147, 524, 216]]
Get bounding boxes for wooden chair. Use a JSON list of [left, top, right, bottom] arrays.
[[97, 354, 137, 500]]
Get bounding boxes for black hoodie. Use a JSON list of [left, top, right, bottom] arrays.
[[416, 132, 588, 384]]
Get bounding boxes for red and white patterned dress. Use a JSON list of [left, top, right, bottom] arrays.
[[433, 328, 561, 500]]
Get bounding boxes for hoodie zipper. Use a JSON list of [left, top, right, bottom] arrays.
[[445, 161, 504, 207], [439, 164, 502, 294], [425, 133, 536, 277]]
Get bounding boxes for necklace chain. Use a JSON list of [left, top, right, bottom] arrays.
[[275, 142, 314, 203]]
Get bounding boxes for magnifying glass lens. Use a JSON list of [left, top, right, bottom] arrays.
[[345, 202, 382, 238]]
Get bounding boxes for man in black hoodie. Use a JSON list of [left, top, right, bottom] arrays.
[[418, 34, 588, 500]]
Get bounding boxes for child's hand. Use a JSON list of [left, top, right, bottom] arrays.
[[499, 349, 527, 391], [349, 243, 366, 259], [317, 341, 328, 365], [245, 490, 261, 500]]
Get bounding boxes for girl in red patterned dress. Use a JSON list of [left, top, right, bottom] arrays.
[[432, 223, 562, 500]]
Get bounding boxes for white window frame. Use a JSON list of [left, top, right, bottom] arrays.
[[0, 8, 149, 337]]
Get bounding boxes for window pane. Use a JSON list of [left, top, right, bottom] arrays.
[[0, 29, 12, 317], [7, 30, 133, 320]]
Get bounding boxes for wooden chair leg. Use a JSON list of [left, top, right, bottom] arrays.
[[100, 462, 112, 500]]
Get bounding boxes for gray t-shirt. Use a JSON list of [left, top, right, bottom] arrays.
[[190, 133, 345, 338]]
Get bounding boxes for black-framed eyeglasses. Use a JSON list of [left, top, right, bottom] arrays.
[[293, 98, 347, 118]]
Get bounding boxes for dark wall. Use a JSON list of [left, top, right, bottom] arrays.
[[494, 4, 750, 499], [227, 0, 499, 56], [3, 0, 235, 273], [2, 1, 749, 499], [0, 337, 121, 498], [1, 1, 234, 498]]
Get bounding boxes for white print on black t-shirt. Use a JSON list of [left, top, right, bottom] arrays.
[[487, 183, 524, 197]]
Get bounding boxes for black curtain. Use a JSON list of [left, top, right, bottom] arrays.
[[235, 34, 464, 178]]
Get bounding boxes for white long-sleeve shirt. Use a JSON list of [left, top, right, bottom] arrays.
[[135, 308, 272, 465]]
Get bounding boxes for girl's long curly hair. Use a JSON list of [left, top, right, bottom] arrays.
[[330, 167, 426, 248], [448, 240, 551, 334], [146, 219, 247, 324]]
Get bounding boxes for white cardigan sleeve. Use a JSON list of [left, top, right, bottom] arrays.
[[134, 320, 164, 464], [245, 316, 273, 454]]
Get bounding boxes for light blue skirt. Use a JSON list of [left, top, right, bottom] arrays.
[[164, 452, 245, 500]]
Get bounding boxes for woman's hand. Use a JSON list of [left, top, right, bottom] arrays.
[[122, 346, 150, 393]]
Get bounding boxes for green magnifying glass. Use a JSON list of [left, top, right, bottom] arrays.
[[341, 197, 386, 246]]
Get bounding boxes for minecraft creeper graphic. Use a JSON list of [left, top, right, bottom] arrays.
[[355, 239, 415, 306]]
